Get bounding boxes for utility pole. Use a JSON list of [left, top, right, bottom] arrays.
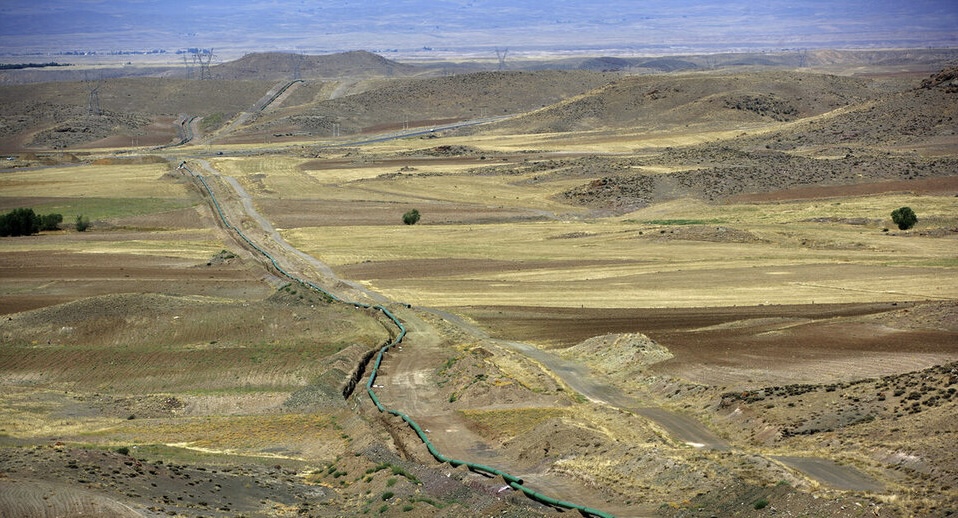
[[183, 53, 194, 79], [292, 52, 304, 80]]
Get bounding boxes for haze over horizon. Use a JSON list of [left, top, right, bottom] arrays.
[[1, 0, 957, 60]]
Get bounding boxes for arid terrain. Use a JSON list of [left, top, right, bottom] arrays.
[[1, 49, 957, 517]]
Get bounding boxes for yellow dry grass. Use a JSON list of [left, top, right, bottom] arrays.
[[285, 221, 956, 308], [192, 145, 958, 309], [458, 407, 571, 440], [0, 163, 183, 198], [0, 232, 226, 259]]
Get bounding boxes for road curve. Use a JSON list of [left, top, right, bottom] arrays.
[[179, 124, 887, 502]]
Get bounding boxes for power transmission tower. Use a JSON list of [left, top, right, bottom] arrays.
[[87, 84, 101, 116], [183, 53, 194, 79], [292, 52, 304, 80], [196, 48, 214, 80], [496, 48, 508, 71], [798, 49, 808, 68]]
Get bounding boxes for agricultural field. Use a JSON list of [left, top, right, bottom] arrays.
[[0, 51, 957, 517]]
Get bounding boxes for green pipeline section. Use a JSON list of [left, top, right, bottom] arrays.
[[185, 164, 614, 518]]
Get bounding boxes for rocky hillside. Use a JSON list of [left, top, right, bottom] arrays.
[[238, 70, 617, 139], [553, 68, 958, 212], [480, 70, 881, 134]]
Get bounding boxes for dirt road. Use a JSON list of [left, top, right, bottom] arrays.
[[774, 456, 885, 492], [189, 155, 891, 509]]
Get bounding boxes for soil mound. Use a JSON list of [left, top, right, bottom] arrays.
[[561, 332, 672, 376]]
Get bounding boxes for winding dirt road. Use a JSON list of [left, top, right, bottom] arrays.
[[179, 135, 889, 509]]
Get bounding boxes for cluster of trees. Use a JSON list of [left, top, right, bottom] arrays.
[[0, 208, 89, 236]]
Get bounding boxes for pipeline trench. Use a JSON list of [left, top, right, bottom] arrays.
[[178, 161, 615, 518]]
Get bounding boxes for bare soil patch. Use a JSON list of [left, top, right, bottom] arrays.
[[460, 302, 958, 386], [0, 248, 268, 315], [730, 175, 958, 203]]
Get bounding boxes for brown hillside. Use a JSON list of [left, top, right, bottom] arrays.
[[480, 70, 880, 134], [213, 50, 420, 81], [228, 70, 617, 141], [0, 78, 273, 150]]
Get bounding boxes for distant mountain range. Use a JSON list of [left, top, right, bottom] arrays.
[[1, 1, 956, 59]]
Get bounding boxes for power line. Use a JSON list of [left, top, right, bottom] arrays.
[[87, 84, 101, 116], [196, 48, 214, 80], [496, 48, 508, 71]]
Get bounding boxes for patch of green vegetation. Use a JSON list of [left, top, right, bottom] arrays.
[[365, 462, 421, 485], [635, 218, 727, 226], [886, 258, 958, 268], [409, 496, 443, 509], [459, 407, 570, 438], [438, 356, 459, 375], [29, 197, 196, 221], [201, 112, 227, 132]]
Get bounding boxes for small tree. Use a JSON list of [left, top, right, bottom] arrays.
[[891, 206, 917, 230], [75, 214, 90, 232], [402, 209, 421, 225], [0, 207, 40, 236], [39, 213, 63, 231]]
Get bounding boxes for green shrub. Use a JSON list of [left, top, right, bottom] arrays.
[[39, 213, 63, 231], [753, 497, 769, 510], [75, 214, 90, 232], [891, 206, 917, 230], [402, 209, 420, 225]]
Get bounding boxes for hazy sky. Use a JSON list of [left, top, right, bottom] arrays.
[[1, 0, 956, 57]]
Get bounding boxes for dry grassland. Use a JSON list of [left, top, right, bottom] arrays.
[[198, 125, 958, 310], [2, 61, 956, 517], [0, 163, 184, 199], [280, 198, 956, 308]]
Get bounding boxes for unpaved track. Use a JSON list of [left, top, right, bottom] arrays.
[[190, 159, 387, 305], [186, 147, 888, 503], [774, 456, 885, 492]]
